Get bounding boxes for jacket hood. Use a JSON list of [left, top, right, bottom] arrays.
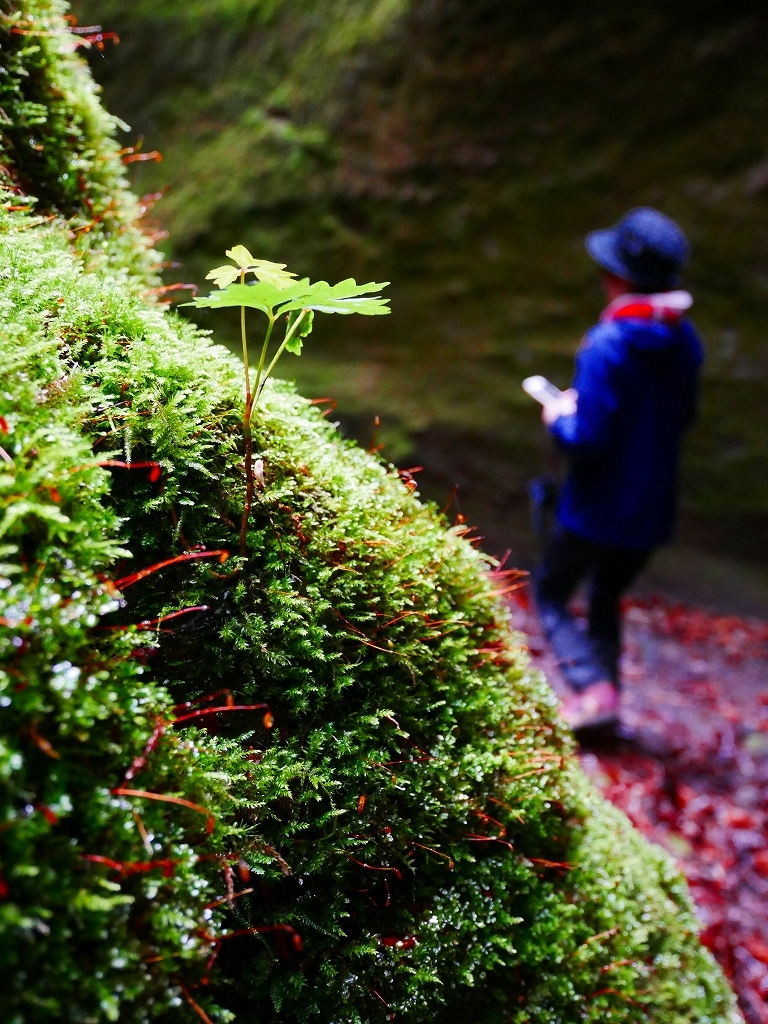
[[600, 290, 693, 352]]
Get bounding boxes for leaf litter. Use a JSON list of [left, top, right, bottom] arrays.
[[515, 589, 768, 1024]]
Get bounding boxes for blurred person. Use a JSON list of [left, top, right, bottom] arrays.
[[535, 207, 703, 733]]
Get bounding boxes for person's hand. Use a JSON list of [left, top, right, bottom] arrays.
[[542, 388, 577, 426]]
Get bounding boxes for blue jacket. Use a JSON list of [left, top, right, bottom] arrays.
[[549, 296, 703, 550]]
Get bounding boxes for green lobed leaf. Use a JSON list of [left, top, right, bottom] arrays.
[[252, 262, 298, 288], [225, 244, 257, 269], [279, 278, 391, 316], [191, 277, 390, 319], [223, 247, 297, 287], [285, 309, 314, 355], [191, 279, 311, 317], [205, 264, 241, 288]]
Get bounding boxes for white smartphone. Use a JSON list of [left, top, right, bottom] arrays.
[[522, 375, 563, 408]]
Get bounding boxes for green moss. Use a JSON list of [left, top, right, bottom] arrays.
[[0, 202, 260, 1022], [0, 0, 156, 282], [0, 3, 743, 1022]]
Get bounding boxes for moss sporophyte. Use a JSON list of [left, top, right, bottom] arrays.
[[191, 246, 389, 556]]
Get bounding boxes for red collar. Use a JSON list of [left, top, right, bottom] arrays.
[[601, 290, 693, 324]]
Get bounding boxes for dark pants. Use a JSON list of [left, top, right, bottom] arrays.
[[534, 528, 652, 692]]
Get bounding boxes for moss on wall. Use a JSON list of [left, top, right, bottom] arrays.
[[71, 0, 768, 555], [0, 3, 744, 1022], [0, 0, 156, 280]]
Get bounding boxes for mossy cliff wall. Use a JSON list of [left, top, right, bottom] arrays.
[[72, 0, 768, 560], [0, 3, 743, 1023]]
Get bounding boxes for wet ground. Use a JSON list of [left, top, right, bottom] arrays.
[[513, 590, 768, 1024]]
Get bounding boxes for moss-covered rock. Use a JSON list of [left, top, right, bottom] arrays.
[[0, 3, 744, 1022]]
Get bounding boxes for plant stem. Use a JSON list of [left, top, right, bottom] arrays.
[[242, 307, 306, 555], [240, 285, 250, 408], [240, 269, 254, 559], [253, 315, 275, 398], [255, 310, 307, 403]]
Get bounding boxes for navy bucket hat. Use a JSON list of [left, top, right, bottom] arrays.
[[586, 207, 690, 292]]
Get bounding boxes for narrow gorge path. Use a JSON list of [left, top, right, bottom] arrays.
[[514, 591, 768, 1024]]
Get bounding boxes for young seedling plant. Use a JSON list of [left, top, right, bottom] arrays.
[[191, 246, 389, 557]]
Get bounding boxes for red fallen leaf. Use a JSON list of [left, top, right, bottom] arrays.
[[724, 808, 757, 829], [700, 925, 727, 953], [752, 849, 768, 876], [675, 783, 699, 808], [721, 703, 743, 724], [522, 590, 768, 1023], [624, 596, 768, 658], [689, 883, 727, 908], [0, 417, 8, 433], [745, 937, 768, 966]]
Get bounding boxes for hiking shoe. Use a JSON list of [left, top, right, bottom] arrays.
[[560, 680, 620, 732]]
